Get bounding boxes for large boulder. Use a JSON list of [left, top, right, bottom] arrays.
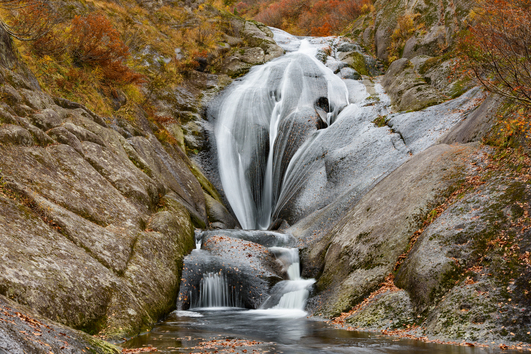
[[395, 176, 531, 342], [221, 19, 283, 78], [301, 143, 479, 317], [204, 192, 240, 229]]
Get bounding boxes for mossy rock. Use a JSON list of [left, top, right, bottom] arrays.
[[310, 144, 476, 317], [346, 290, 416, 330], [372, 115, 388, 127], [342, 52, 369, 76]]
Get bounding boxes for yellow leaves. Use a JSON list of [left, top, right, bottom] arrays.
[[360, 3, 375, 14], [469, 4, 488, 19], [388, 12, 425, 63], [391, 13, 424, 41]]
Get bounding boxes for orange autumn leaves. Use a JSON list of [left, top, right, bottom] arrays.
[[248, 0, 372, 36], [33, 12, 143, 87]]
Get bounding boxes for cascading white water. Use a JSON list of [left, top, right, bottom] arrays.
[[265, 247, 315, 310], [194, 230, 202, 250], [274, 281, 314, 310], [215, 37, 350, 230], [191, 272, 242, 309]]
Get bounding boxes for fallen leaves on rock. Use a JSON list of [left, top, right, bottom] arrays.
[[332, 273, 399, 325], [122, 347, 157, 353]]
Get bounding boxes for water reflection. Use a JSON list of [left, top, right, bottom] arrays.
[[122, 309, 513, 354]]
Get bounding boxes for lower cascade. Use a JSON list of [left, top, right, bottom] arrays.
[[178, 229, 314, 313], [261, 248, 315, 311], [190, 272, 243, 309]]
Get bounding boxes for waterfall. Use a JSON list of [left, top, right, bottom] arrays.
[[215, 36, 350, 230], [190, 272, 242, 309], [185, 29, 382, 313], [262, 247, 315, 311]]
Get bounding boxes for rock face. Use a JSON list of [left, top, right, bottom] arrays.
[[440, 94, 500, 144], [394, 175, 531, 342], [0, 23, 229, 344], [301, 143, 477, 317], [351, 0, 473, 63], [347, 0, 476, 113], [221, 20, 283, 78], [0, 295, 119, 353], [340, 162, 531, 344], [0, 76, 199, 339], [381, 58, 443, 111]]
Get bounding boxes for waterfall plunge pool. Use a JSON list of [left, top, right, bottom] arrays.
[[122, 309, 511, 353], [122, 230, 511, 354]]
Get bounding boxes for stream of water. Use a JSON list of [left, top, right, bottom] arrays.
[[122, 29, 512, 353], [124, 309, 512, 353]]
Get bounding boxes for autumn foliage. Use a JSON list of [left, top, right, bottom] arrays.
[[68, 13, 143, 85], [458, 0, 531, 138], [249, 0, 372, 36], [31, 12, 143, 86], [0, 0, 58, 40], [459, 0, 531, 108]]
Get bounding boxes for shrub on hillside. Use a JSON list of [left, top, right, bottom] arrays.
[[388, 13, 425, 62], [29, 11, 143, 86], [68, 13, 143, 85], [459, 0, 531, 139], [0, 0, 58, 41]]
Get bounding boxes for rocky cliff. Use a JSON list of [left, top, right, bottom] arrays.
[[0, 4, 283, 350]]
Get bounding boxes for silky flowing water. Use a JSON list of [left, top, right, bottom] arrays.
[[122, 30, 510, 353]]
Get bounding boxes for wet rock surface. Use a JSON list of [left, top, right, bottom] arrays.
[[199, 229, 295, 248]]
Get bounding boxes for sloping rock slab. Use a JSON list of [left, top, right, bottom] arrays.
[[397, 175, 531, 342], [303, 143, 479, 317], [0, 295, 119, 353]]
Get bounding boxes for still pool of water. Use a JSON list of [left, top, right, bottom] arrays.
[[122, 309, 512, 354]]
